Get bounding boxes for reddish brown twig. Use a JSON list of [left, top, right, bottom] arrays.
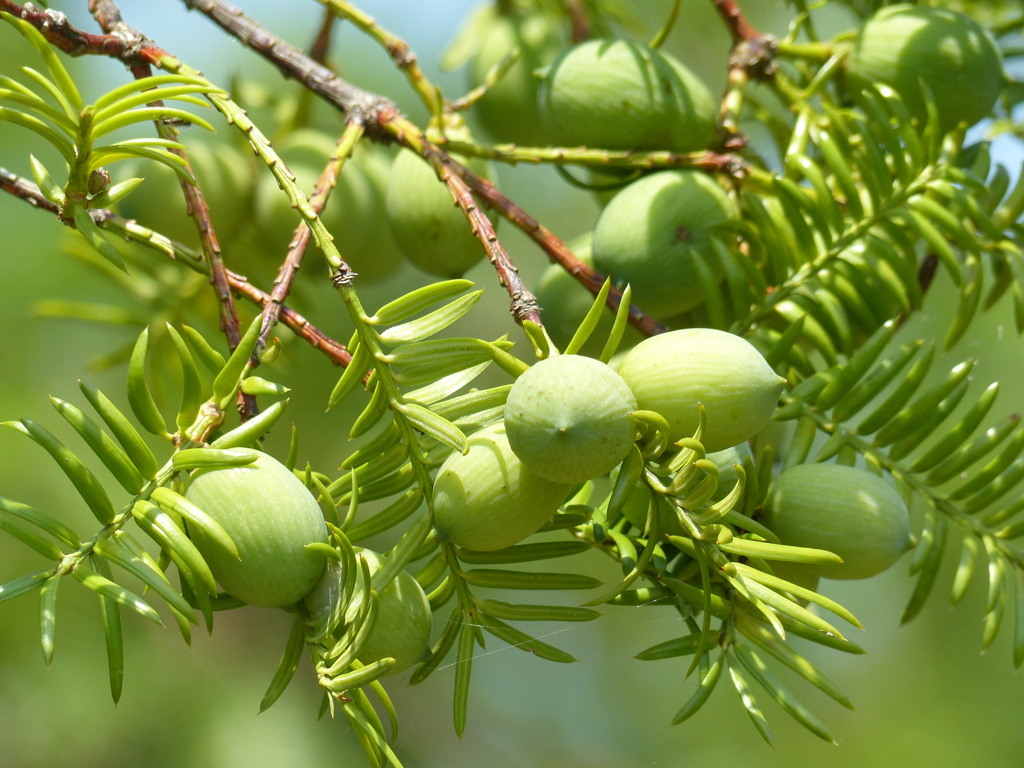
[[308, 6, 336, 65], [430, 147, 540, 327], [712, 0, 761, 44], [564, 0, 589, 44], [0, 166, 351, 368], [451, 157, 668, 339], [88, 0, 249, 415], [1, 0, 168, 65], [258, 125, 362, 352]]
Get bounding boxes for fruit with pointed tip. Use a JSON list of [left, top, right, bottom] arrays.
[[504, 354, 637, 484], [617, 329, 785, 452]]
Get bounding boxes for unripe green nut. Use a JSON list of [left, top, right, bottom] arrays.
[[505, 354, 638, 484], [468, 12, 563, 146], [538, 39, 716, 153], [762, 463, 911, 581], [385, 146, 498, 278], [592, 171, 736, 319], [184, 452, 328, 608], [353, 549, 432, 676], [845, 5, 1004, 133], [617, 329, 785, 452], [433, 422, 572, 551]]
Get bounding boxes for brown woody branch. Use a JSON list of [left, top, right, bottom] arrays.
[[180, 0, 665, 336], [455, 162, 668, 339], [712, 0, 761, 44], [0, 0, 168, 65], [181, 0, 395, 141]]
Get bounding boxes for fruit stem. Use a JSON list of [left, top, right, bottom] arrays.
[[775, 40, 834, 63]]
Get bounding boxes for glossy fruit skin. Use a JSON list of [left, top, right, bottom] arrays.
[[762, 463, 911, 580], [591, 171, 736, 319], [504, 354, 637, 484], [184, 452, 329, 607], [386, 147, 498, 278], [468, 12, 563, 146], [538, 39, 716, 152], [253, 130, 403, 282], [845, 5, 1004, 132], [617, 329, 785, 452], [534, 234, 642, 355], [433, 422, 572, 551], [353, 549, 432, 676]]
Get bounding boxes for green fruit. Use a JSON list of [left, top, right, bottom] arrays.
[[353, 549, 432, 676], [762, 463, 911, 580], [505, 354, 637, 483], [468, 12, 563, 146], [845, 5, 1004, 132], [617, 329, 785, 452], [591, 170, 736, 319], [433, 422, 572, 551], [184, 452, 328, 608], [253, 130, 403, 282], [538, 39, 716, 152], [534, 234, 642, 356], [386, 146, 498, 278]]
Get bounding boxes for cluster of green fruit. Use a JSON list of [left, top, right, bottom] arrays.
[[432, 327, 908, 585], [469, 4, 1004, 335], [117, 0, 1001, 690], [113, 124, 501, 282]]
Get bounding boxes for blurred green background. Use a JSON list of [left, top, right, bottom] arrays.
[[2, 1, 1024, 766]]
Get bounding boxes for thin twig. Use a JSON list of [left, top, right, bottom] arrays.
[[182, 0, 395, 141], [441, 140, 747, 177], [89, 0, 250, 414], [564, 0, 589, 44], [308, 5, 336, 65], [258, 123, 363, 352], [429, 147, 540, 327], [0, 166, 352, 367], [452, 159, 668, 339], [317, 0, 440, 118], [712, 0, 761, 44]]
